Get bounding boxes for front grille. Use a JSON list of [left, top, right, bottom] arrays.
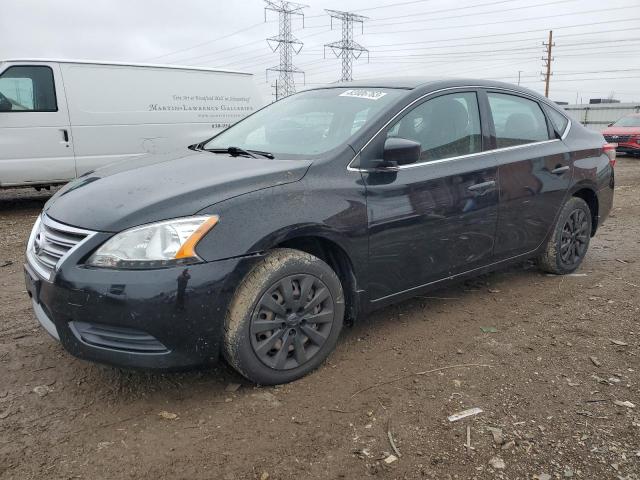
[[604, 135, 632, 143], [26, 215, 94, 279], [70, 321, 169, 353]]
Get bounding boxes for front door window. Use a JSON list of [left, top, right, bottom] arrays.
[[0, 66, 57, 112], [387, 92, 482, 162]]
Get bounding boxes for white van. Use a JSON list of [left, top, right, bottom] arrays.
[[0, 59, 264, 188]]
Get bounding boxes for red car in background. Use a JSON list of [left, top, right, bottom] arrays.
[[602, 113, 640, 156]]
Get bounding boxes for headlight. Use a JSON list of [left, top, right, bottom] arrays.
[[87, 215, 219, 269]]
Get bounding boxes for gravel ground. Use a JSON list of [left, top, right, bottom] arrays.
[[0, 158, 638, 480]]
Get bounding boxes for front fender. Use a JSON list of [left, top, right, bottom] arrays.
[[194, 172, 369, 280]]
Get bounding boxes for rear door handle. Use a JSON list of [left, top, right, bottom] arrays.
[[467, 180, 496, 192], [551, 165, 570, 175], [61, 129, 69, 142]]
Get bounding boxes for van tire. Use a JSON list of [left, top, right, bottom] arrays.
[[537, 197, 592, 275], [223, 248, 344, 385]]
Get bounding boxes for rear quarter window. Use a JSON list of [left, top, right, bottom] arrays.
[[543, 104, 569, 137]]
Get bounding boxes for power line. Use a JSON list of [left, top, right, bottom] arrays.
[[364, 19, 640, 47], [367, 0, 579, 27], [366, 0, 513, 22], [175, 38, 267, 65], [371, 37, 640, 54], [553, 68, 640, 75], [141, 22, 267, 62], [522, 75, 640, 82], [179, 23, 331, 67], [207, 29, 640, 73], [355, 0, 436, 12], [184, 19, 638, 70], [364, 6, 640, 33]]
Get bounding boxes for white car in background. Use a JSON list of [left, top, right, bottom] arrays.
[[0, 59, 264, 188]]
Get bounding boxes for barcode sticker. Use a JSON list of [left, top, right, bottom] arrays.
[[339, 89, 388, 100]]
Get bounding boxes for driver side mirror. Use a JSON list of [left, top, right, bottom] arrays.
[[382, 137, 422, 167]]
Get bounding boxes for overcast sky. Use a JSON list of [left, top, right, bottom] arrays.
[[1, 0, 639, 103]]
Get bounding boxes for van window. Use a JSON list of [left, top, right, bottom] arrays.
[[387, 92, 482, 162], [0, 66, 57, 112], [488, 93, 550, 148]]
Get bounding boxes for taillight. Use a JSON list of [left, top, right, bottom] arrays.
[[603, 143, 616, 167]]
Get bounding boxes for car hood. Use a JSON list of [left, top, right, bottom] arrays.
[[44, 150, 312, 232], [602, 127, 640, 135]]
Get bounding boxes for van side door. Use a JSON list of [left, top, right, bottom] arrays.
[[483, 90, 572, 260], [0, 62, 74, 187], [359, 89, 499, 304]]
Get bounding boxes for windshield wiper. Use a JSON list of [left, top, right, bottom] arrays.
[[246, 149, 275, 159], [227, 146, 258, 158], [204, 146, 274, 159]]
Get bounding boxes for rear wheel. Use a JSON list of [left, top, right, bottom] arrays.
[[537, 197, 592, 274], [223, 248, 344, 385]]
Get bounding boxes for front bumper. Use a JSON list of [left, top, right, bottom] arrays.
[[24, 254, 261, 370]]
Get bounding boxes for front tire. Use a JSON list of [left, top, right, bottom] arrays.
[[223, 248, 345, 385], [537, 197, 592, 274]]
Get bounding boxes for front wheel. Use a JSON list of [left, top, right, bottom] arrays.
[[223, 248, 345, 385], [537, 197, 592, 274]]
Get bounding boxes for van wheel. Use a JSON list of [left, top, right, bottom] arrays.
[[537, 197, 592, 275], [223, 248, 344, 385]]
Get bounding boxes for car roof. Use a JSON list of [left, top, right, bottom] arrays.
[[306, 77, 546, 100]]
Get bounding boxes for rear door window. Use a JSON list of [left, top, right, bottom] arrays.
[[0, 66, 57, 112], [487, 92, 550, 148]]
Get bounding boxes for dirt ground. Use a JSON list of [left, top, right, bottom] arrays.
[[0, 158, 638, 480]]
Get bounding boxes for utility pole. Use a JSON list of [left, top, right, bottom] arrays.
[[517, 70, 522, 86], [324, 10, 369, 82], [541, 30, 554, 98], [264, 0, 308, 100]]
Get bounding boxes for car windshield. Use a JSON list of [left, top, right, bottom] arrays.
[[203, 87, 404, 157], [613, 116, 640, 127]]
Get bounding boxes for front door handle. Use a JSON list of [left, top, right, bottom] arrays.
[[467, 180, 496, 192], [61, 129, 69, 143], [551, 165, 570, 175]]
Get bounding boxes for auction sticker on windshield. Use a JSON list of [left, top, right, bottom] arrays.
[[339, 89, 388, 100]]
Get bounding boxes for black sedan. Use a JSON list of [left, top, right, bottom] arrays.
[[24, 78, 615, 384]]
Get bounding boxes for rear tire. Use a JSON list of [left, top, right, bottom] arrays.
[[537, 197, 592, 275], [223, 248, 344, 385]]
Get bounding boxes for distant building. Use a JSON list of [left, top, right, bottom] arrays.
[[563, 102, 640, 131], [589, 98, 621, 104]]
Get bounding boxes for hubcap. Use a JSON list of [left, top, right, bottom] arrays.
[[250, 274, 334, 370], [559, 209, 589, 267]]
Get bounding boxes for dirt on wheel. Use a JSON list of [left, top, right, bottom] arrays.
[[1, 158, 639, 479]]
